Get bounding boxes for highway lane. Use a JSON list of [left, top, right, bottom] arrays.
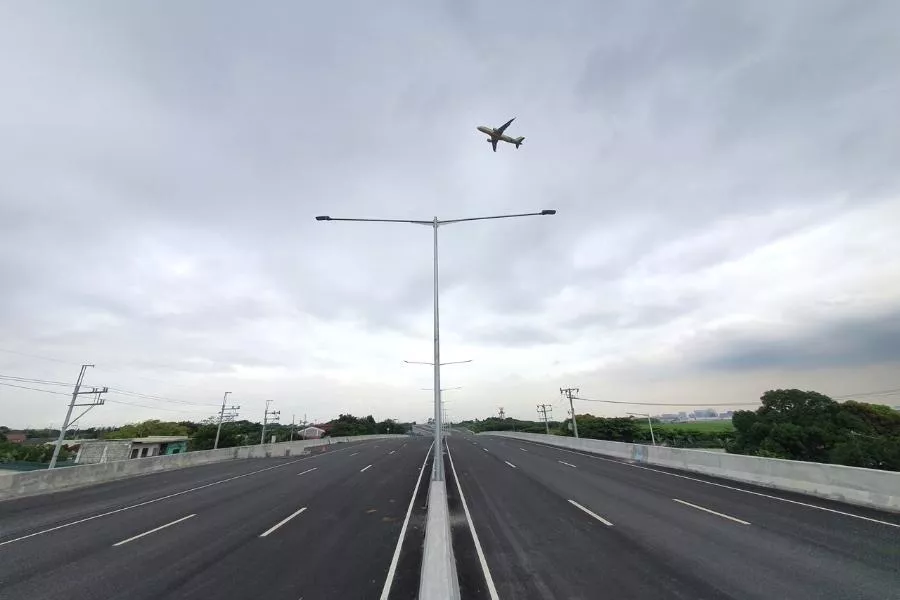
[[0, 436, 432, 600], [0, 438, 376, 541], [447, 433, 900, 600]]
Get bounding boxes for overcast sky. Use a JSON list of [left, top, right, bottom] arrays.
[[2, 1, 899, 429]]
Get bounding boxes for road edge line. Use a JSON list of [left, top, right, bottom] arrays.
[[379, 441, 434, 600]]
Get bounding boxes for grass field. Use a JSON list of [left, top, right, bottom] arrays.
[[641, 420, 734, 433]]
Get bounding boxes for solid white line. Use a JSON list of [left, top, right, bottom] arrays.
[[112, 514, 196, 546], [482, 447, 489, 452], [673, 498, 751, 525], [504, 461, 517, 469], [389, 450, 396, 455], [568, 500, 613, 526], [0, 441, 377, 548], [447, 441, 500, 600], [379, 442, 433, 600], [511, 438, 900, 529], [259, 506, 308, 537], [360, 464, 373, 473], [519, 448, 528, 452], [350, 452, 360, 456], [297, 467, 318, 476], [558, 461, 577, 468]]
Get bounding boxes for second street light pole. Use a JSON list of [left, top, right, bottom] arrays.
[[316, 209, 556, 482]]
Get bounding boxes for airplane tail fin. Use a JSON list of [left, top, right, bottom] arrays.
[[515, 136, 524, 148]]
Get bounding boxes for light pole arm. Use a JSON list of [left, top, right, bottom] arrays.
[[315, 216, 432, 225], [438, 209, 556, 225]]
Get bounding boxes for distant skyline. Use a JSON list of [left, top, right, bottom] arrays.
[[2, 2, 899, 428]]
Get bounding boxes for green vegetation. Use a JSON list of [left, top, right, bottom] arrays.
[[463, 389, 899, 470], [460, 415, 732, 449], [0, 443, 70, 464], [105, 419, 190, 439], [729, 389, 900, 471], [648, 421, 734, 433], [0, 414, 412, 457]]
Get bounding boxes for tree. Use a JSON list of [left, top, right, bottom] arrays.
[[105, 420, 189, 439], [729, 389, 900, 471]]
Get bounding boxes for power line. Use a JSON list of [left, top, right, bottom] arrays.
[[0, 381, 71, 395], [574, 396, 760, 408], [102, 386, 220, 407], [833, 388, 900, 399], [0, 374, 73, 387], [105, 398, 212, 413], [0, 348, 77, 365]]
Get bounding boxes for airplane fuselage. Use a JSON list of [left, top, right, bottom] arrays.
[[476, 125, 518, 145]]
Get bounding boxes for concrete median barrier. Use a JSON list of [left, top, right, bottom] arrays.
[[0, 434, 405, 501], [482, 431, 900, 512]]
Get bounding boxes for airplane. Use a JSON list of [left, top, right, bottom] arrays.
[[476, 117, 525, 152]]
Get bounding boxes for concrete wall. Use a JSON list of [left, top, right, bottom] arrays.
[[0, 434, 406, 501], [75, 439, 132, 464], [483, 432, 900, 512]]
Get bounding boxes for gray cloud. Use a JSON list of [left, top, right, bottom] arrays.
[[698, 309, 900, 372], [2, 1, 899, 425], [467, 324, 562, 347]]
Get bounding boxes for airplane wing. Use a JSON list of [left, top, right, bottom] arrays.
[[496, 117, 515, 135], [491, 138, 498, 152]]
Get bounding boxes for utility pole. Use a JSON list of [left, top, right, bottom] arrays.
[[290, 414, 295, 442], [560, 387, 580, 439], [261, 400, 280, 444], [214, 392, 240, 450], [49, 364, 108, 469], [537, 403, 553, 435]]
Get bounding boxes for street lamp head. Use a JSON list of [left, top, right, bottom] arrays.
[[541, 209, 557, 216], [315, 215, 331, 221]]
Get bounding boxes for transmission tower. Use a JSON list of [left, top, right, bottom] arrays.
[[498, 407, 506, 420]]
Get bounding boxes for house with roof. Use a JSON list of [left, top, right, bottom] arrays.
[[74, 436, 189, 464]]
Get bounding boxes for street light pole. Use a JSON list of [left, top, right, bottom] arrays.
[[316, 209, 557, 482], [431, 218, 444, 479]]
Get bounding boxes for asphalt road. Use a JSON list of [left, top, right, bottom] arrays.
[[0, 436, 433, 600], [447, 432, 900, 600]]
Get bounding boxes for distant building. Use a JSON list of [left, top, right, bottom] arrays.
[[75, 436, 189, 464], [4, 432, 26, 444]]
